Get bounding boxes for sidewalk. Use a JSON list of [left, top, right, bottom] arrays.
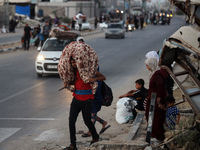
[[0, 28, 103, 53]]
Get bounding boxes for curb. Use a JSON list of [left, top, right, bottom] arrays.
[[89, 140, 149, 150], [0, 41, 21, 53], [80, 30, 103, 36], [0, 29, 104, 53], [0, 45, 22, 53]]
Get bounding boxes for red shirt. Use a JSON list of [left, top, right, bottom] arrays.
[[73, 69, 94, 101]]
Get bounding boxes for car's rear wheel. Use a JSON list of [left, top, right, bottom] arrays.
[[37, 73, 43, 77]]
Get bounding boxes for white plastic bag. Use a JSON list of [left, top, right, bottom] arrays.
[[30, 38, 34, 46], [33, 35, 39, 42], [115, 97, 137, 124], [2, 25, 6, 33]]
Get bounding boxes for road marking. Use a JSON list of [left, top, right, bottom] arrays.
[[34, 129, 64, 141], [0, 118, 55, 121], [0, 63, 12, 68], [0, 80, 51, 104], [0, 128, 21, 143]]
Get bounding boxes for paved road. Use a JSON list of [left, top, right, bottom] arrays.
[[0, 16, 185, 150]]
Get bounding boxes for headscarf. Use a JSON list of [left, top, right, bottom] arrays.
[[145, 57, 160, 79], [58, 41, 98, 94], [145, 51, 159, 63]]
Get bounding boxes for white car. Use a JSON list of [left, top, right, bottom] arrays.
[[105, 23, 125, 39], [35, 33, 84, 77], [75, 20, 92, 31], [98, 22, 108, 29]]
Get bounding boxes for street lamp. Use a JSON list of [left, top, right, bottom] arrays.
[[4, 0, 9, 32]]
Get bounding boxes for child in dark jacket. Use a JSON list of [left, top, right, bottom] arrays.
[[119, 79, 148, 118]]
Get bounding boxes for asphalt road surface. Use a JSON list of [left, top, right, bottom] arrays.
[[0, 16, 185, 150]]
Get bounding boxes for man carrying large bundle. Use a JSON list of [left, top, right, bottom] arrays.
[[58, 41, 103, 150]]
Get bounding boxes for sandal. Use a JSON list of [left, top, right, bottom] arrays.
[[82, 133, 91, 137], [63, 145, 77, 150], [99, 125, 111, 134]]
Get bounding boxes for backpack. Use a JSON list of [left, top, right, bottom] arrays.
[[101, 81, 113, 106]]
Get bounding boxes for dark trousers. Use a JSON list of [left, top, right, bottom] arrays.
[[24, 37, 30, 50], [69, 97, 98, 147], [79, 24, 82, 31], [43, 35, 48, 43]]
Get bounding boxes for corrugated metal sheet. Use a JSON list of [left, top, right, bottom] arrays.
[[171, 0, 200, 4], [170, 0, 200, 27]]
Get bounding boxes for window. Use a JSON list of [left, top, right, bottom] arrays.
[[42, 39, 74, 51]]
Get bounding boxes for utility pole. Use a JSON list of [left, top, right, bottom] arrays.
[[124, 0, 126, 22], [94, 0, 97, 17], [3, 0, 5, 26], [6, 0, 9, 32], [142, 0, 146, 14], [35, 0, 39, 19]]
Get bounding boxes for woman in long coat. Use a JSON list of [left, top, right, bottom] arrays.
[[145, 57, 168, 141]]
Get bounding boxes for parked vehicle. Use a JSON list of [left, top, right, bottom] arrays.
[[35, 31, 83, 77], [75, 20, 92, 31], [98, 22, 108, 29], [126, 24, 135, 31], [105, 23, 125, 39]]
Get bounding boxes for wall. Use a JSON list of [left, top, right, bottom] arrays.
[[0, 5, 15, 28], [38, 1, 95, 19]]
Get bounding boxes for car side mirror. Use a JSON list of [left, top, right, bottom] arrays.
[[37, 47, 41, 51]]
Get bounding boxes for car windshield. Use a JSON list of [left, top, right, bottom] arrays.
[[108, 24, 123, 29], [42, 39, 74, 51]]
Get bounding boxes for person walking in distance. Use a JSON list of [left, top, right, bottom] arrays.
[[42, 21, 51, 45], [78, 15, 83, 31], [94, 17, 98, 29], [71, 18, 76, 30], [23, 23, 32, 50]]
